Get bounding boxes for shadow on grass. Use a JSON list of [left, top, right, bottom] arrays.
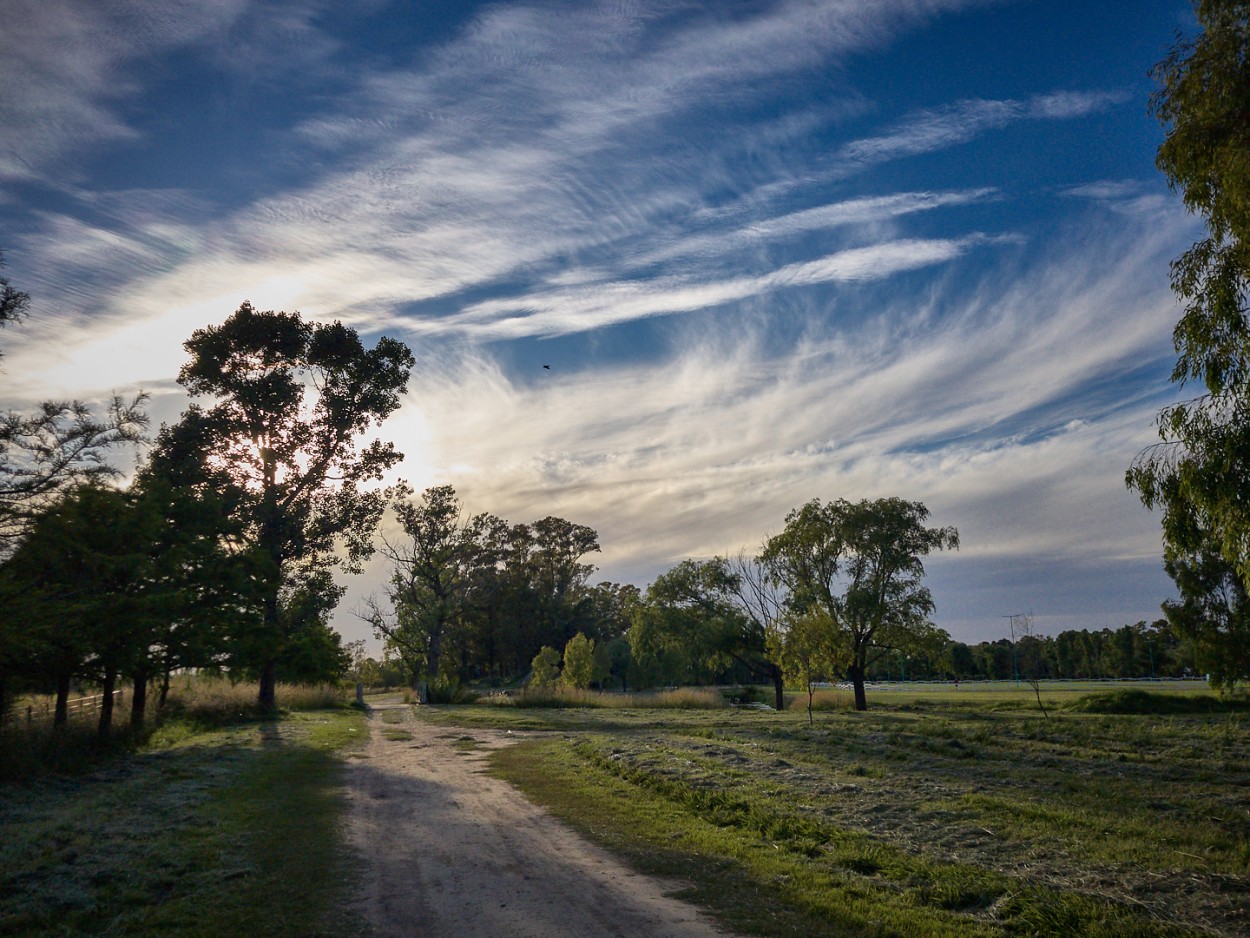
[[0, 711, 366, 937]]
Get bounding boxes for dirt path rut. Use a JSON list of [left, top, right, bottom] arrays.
[[345, 700, 736, 938]]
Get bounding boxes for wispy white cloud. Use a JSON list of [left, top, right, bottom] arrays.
[[0, 0, 1186, 649], [840, 89, 1130, 166], [3, 0, 1012, 396], [422, 234, 985, 339], [633, 188, 998, 269], [374, 205, 1184, 590], [0, 0, 239, 182], [1061, 179, 1147, 201], [1028, 89, 1128, 119]]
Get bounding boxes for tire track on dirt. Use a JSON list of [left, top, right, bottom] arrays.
[[346, 700, 737, 938]]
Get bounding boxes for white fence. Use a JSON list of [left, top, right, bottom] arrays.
[[2, 690, 124, 728]]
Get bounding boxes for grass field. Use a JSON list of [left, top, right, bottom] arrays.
[[2, 681, 1243, 937], [424, 684, 1249, 937], [0, 702, 367, 937]]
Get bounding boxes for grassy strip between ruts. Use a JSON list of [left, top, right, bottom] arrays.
[[0, 708, 368, 937], [489, 733, 1199, 938]]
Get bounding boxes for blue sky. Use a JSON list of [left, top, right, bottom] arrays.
[[0, 0, 1200, 649]]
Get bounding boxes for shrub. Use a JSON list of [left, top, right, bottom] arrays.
[[529, 646, 561, 688], [424, 679, 480, 705], [1067, 689, 1244, 715]]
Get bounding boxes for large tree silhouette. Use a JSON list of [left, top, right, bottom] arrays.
[[152, 302, 414, 708]]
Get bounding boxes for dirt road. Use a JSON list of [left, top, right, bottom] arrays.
[[345, 700, 736, 938]]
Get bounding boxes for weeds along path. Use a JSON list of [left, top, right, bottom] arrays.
[[346, 699, 736, 938]]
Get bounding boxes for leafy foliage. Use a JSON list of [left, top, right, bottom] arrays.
[[560, 632, 598, 689], [0, 479, 270, 729], [762, 497, 957, 710], [529, 646, 561, 687], [0, 250, 29, 332], [766, 610, 842, 723], [368, 484, 609, 688], [1159, 504, 1250, 690], [152, 302, 413, 707], [1129, 3, 1250, 688], [623, 556, 786, 705]]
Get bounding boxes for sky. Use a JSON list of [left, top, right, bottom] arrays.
[[0, 0, 1203, 650]]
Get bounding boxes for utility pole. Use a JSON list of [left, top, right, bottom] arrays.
[[1003, 614, 1023, 687]]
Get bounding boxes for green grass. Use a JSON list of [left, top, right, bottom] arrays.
[[0, 708, 368, 937], [467, 689, 1248, 937]]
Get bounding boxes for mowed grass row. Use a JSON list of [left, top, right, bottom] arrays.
[[470, 690, 1250, 937], [0, 700, 368, 937]]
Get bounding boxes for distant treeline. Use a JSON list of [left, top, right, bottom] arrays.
[[352, 612, 1190, 695], [863, 621, 1189, 683]]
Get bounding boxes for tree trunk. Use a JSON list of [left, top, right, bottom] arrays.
[[158, 667, 172, 713], [770, 664, 785, 712], [130, 671, 148, 729], [54, 673, 71, 728], [426, 626, 443, 693], [98, 667, 116, 739], [848, 662, 868, 711], [258, 659, 277, 710]]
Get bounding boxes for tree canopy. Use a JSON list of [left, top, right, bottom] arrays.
[[1130, 1, 1250, 580], [366, 484, 610, 694], [761, 497, 957, 711], [150, 301, 414, 708], [1129, 1, 1250, 688]]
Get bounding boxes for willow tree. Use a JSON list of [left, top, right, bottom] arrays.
[[153, 302, 413, 708], [761, 497, 957, 711]]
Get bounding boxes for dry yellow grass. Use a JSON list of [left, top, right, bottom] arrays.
[[489, 685, 728, 709]]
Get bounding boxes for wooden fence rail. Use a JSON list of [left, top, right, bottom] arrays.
[[2, 690, 124, 729]]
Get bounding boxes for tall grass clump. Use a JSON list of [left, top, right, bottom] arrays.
[[504, 686, 609, 708], [786, 687, 855, 712], [424, 679, 481, 704], [634, 687, 727, 709], [495, 686, 727, 709], [160, 676, 349, 725]]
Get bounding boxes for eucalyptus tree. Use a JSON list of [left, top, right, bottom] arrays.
[[367, 484, 503, 699], [1129, 2, 1250, 590], [1158, 495, 1250, 690], [761, 497, 958, 711], [508, 516, 601, 657], [153, 302, 414, 708], [369, 485, 609, 688]]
